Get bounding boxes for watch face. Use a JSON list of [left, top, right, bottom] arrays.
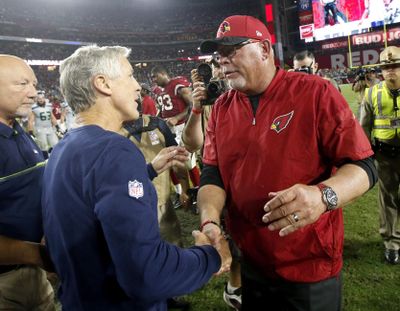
[[324, 187, 338, 209]]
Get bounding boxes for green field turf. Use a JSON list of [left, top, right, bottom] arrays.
[[174, 84, 399, 311]]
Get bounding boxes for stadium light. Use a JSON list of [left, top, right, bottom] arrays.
[[26, 38, 43, 43], [26, 60, 62, 66]]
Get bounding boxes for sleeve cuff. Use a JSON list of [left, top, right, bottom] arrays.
[[191, 245, 221, 273], [147, 163, 158, 180]]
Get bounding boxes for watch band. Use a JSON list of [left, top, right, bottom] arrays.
[[316, 183, 338, 211]]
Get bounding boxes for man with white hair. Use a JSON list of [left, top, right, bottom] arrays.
[[42, 45, 230, 311], [197, 15, 376, 310]]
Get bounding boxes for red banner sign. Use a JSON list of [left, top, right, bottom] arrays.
[[299, 24, 314, 40], [317, 48, 384, 68], [321, 40, 349, 50]]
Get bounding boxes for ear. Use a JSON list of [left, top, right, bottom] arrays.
[[314, 62, 319, 72], [93, 74, 112, 96], [260, 40, 272, 59]]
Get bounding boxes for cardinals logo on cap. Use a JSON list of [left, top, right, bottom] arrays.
[[218, 21, 231, 36], [270, 111, 294, 134]]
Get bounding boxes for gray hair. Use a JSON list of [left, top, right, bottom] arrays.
[[59, 45, 131, 113]]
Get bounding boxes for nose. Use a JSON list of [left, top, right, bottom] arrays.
[[27, 84, 37, 100]]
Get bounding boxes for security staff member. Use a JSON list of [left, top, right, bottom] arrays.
[[360, 46, 400, 265], [0, 55, 55, 309]]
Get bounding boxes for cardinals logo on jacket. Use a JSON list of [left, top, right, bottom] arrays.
[[270, 111, 294, 134]]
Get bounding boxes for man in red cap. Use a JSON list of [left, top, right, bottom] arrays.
[[196, 15, 377, 310]]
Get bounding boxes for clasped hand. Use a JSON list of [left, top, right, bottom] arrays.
[[192, 223, 232, 276]]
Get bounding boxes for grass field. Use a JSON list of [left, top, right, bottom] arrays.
[[174, 84, 400, 311]]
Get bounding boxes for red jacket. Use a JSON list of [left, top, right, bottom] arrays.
[[203, 69, 373, 282]]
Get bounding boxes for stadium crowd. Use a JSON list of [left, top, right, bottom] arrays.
[[1, 41, 370, 100], [0, 0, 257, 44]]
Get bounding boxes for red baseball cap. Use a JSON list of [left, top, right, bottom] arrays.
[[200, 15, 271, 54]]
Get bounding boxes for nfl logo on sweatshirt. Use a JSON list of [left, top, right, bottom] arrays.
[[128, 180, 144, 199]]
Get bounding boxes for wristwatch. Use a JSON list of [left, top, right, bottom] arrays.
[[316, 183, 338, 211]]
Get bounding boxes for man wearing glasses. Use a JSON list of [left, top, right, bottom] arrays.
[[196, 15, 377, 310]]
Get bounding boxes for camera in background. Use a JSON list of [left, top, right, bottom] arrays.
[[197, 63, 227, 105], [294, 66, 313, 75], [354, 67, 380, 82], [354, 68, 367, 82]]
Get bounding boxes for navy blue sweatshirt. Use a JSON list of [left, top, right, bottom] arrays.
[[42, 125, 220, 311], [0, 121, 45, 242]]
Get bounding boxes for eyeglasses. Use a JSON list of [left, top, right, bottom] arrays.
[[216, 40, 261, 60]]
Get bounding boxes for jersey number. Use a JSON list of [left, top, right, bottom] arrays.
[[39, 111, 51, 121], [157, 94, 173, 111]]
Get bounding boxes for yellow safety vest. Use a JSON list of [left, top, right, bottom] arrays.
[[366, 82, 400, 140]]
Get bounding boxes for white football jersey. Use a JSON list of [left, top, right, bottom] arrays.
[[32, 102, 54, 128]]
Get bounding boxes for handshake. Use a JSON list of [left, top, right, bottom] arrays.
[[192, 220, 232, 275]]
